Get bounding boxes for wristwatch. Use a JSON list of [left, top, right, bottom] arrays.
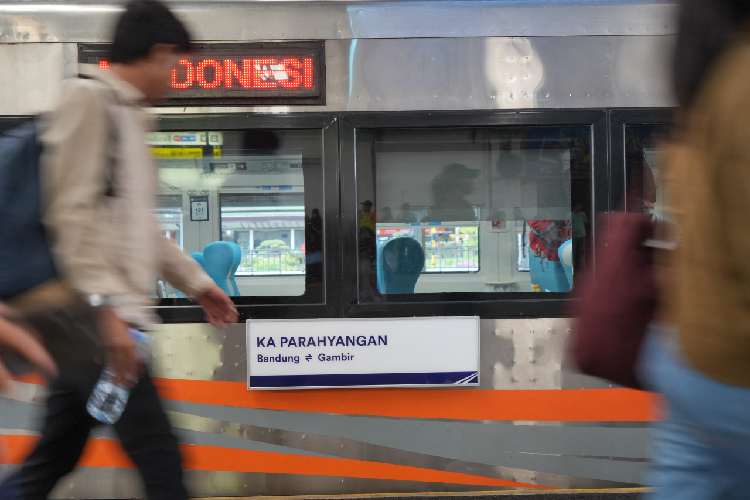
[[87, 294, 120, 309]]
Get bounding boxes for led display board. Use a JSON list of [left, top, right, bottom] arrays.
[[78, 42, 325, 105]]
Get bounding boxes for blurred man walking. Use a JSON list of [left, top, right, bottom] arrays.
[[0, 2, 237, 498]]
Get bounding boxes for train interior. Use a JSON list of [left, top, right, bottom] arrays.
[[152, 129, 313, 297]]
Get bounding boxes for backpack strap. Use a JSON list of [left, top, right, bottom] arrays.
[[78, 74, 121, 199], [102, 94, 119, 198]]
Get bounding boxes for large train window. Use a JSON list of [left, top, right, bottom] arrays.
[[150, 127, 322, 299], [354, 125, 592, 298]]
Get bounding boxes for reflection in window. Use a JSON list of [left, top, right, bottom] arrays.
[[151, 129, 321, 298], [356, 126, 592, 297], [517, 230, 530, 272], [376, 226, 479, 273], [155, 194, 184, 249], [625, 124, 670, 222], [220, 193, 305, 276]]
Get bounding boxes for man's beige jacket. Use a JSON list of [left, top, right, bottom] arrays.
[[40, 65, 213, 327]]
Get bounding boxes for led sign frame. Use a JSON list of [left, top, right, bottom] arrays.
[[78, 42, 325, 106]]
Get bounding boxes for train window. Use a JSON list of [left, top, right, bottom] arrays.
[[151, 128, 321, 298], [356, 125, 592, 297], [625, 124, 671, 222]]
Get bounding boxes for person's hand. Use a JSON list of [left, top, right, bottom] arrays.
[[197, 286, 238, 328], [0, 302, 18, 320], [0, 317, 57, 392], [98, 308, 141, 387]]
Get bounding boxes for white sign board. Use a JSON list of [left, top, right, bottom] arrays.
[[247, 317, 479, 389], [190, 196, 209, 221]]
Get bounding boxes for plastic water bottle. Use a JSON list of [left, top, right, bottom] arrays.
[[86, 329, 150, 424]]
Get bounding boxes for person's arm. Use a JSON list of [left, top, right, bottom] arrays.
[[155, 233, 238, 328], [0, 314, 57, 391], [154, 232, 214, 298]]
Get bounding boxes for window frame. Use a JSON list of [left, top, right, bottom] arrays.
[[154, 113, 341, 323], [340, 110, 608, 319], [2, 110, 676, 322], [609, 108, 674, 213]]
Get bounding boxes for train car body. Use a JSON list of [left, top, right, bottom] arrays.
[[0, 1, 675, 497]]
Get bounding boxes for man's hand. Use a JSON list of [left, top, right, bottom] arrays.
[[98, 308, 141, 386], [197, 286, 238, 328], [0, 316, 57, 392]]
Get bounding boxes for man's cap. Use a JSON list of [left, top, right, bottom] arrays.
[[360, 200, 373, 206]]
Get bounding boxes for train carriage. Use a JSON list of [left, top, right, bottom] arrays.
[[0, 1, 675, 497]]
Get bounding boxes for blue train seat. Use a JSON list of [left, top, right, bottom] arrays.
[[202, 241, 234, 295], [190, 252, 205, 269], [226, 242, 242, 296], [376, 237, 425, 294], [558, 239, 574, 289]]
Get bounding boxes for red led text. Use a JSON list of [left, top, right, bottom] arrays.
[[171, 57, 315, 90]]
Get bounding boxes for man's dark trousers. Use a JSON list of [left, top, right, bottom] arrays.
[[0, 307, 188, 500]]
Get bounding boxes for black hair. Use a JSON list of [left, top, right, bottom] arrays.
[[110, 0, 191, 64], [674, 0, 750, 109]]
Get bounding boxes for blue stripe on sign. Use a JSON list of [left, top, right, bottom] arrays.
[[250, 371, 478, 388]]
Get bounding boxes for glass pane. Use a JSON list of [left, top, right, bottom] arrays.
[[155, 194, 184, 249], [625, 124, 671, 222], [150, 129, 322, 299], [356, 125, 592, 298], [220, 193, 305, 276]]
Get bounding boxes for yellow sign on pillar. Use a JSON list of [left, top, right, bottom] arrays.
[[150, 147, 204, 159]]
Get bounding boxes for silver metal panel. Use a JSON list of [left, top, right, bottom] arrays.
[[61, 42, 79, 81], [158, 401, 650, 483], [153, 35, 675, 115], [149, 322, 247, 381], [180, 471, 521, 497], [346, 35, 675, 111], [0, 36, 674, 116], [0, 1, 677, 44], [151, 318, 618, 390], [0, 317, 650, 496], [0, 43, 63, 114]]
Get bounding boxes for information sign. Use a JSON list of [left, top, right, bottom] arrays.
[[79, 42, 325, 105], [146, 131, 223, 146], [247, 317, 480, 389], [190, 195, 209, 221]]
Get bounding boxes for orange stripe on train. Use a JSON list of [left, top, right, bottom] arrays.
[[152, 379, 658, 422], [11, 375, 658, 421], [0, 435, 555, 489]]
